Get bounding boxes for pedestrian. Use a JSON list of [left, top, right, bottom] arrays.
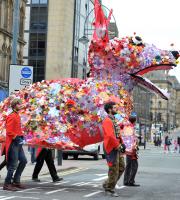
[[102, 102, 126, 197], [32, 148, 63, 182], [3, 98, 27, 191], [164, 135, 171, 153], [123, 113, 140, 187], [173, 139, 178, 153], [177, 137, 180, 153]]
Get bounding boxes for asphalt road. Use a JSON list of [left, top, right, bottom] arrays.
[[0, 145, 180, 200]]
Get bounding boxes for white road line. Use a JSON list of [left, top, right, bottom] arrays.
[[0, 197, 6, 199], [18, 197, 40, 199], [93, 176, 108, 181], [17, 187, 40, 193], [84, 190, 103, 198], [46, 188, 67, 195], [71, 182, 86, 186], [61, 168, 88, 176], [0, 197, 16, 200], [38, 181, 51, 185], [95, 174, 107, 176], [115, 185, 126, 189], [54, 181, 70, 186]]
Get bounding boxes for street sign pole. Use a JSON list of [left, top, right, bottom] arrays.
[[12, 0, 20, 64]]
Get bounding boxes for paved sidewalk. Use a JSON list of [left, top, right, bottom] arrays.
[[0, 146, 81, 182]]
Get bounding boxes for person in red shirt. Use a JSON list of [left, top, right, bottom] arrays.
[[102, 102, 126, 197], [123, 113, 140, 187], [3, 98, 27, 191]]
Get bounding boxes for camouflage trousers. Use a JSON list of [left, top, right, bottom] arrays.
[[103, 152, 125, 191]]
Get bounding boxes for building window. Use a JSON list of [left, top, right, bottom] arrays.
[[157, 113, 162, 122], [32, 0, 39, 4], [158, 101, 162, 108], [150, 112, 153, 121], [40, 0, 47, 4], [0, 0, 6, 29], [19, 6, 25, 38]]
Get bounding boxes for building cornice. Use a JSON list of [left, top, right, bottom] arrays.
[[0, 28, 26, 45], [151, 79, 172, 86]]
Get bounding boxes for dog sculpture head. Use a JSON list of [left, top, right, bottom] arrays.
[[89, 0, 179, 100]]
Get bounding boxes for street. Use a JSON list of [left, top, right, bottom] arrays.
[[0, 144, 180, 200]]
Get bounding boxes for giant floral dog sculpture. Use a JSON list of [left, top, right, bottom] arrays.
[[0, 0, 179, 149]]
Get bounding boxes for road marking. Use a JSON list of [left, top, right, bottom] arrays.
[[17, 187, 41, 193], [38, 181, 51, 185], [0, 197, 6, 199], [93, 176, 108, 181], [60, 168, 88, 176], [46, 188, 67, 195], [95, 174, 107, 176], [18, 197, 40, 199], [74, 182, 100, 188], [54, 181, 70, 186], [0, 197, 16, 200], [115, 185, 126, 189], [71, 182, 86, 186], [84, 190, 103, 198]]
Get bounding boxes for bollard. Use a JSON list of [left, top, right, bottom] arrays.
[[57, 150, 63, 166]]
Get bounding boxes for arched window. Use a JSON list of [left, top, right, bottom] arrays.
[[158, 101, 162, 108]]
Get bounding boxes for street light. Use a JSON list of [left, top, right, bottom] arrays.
[[79, 35, 89, 45]]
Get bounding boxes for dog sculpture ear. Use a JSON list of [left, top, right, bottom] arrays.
[[171, 51, 179, 60], [131, 36, 144, 46]]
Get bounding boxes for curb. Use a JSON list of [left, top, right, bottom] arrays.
[[22, 166, 79, 181], [0, 167, 79, 184]]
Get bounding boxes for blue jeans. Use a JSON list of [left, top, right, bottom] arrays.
[[30, 147, 36, 164], [5, 140, 27, 184]]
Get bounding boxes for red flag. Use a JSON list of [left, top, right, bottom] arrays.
[[93, 0, 112, 44]]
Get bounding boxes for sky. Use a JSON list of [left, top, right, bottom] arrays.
[[102, 0, 180, 82]]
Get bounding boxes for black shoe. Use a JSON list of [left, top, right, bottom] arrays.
[[53, 177, 63, 182], [128, 183, 140, 187], [32, 178, 40, 182]]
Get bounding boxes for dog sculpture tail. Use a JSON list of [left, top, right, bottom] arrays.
[[93, 0, 112, 44]]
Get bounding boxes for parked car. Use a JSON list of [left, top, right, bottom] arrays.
[[62, 142, 105, 160]]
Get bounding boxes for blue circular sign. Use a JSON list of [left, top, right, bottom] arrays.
[[21, 67, 32, 78]]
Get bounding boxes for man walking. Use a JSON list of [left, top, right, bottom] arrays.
[[32, 148, 63, 182], [3, 98, 27, 191], [102, 102, 126, 197]]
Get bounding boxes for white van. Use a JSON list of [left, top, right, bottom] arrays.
[[62, 142, 105, 160]]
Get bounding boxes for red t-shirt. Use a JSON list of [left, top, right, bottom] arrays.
[[102, 117, 119, 154]]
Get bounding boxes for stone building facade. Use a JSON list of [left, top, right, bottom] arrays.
[[0, 0, 26, 88], [176, 87, 180, 127], [147, 72, 180, 131]]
